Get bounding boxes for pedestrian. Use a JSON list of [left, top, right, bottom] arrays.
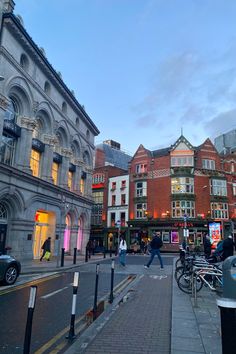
[[40, 237, 51, 261], [203, 234, 212, 258], [222, 235, 235, 261], [119, 234, 127, 266], [144, 232, 164, 269]]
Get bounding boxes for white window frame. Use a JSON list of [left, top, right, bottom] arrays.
[[171, 156, 194, 167], [202, 159, 215, 170], [136, 181, 147, 197], [233, 183, 236, 196], [172, 200, 195, 218], [171, 177, 194, 194], [210, 179, 227, 196], [136, 203, 147, 219], [211, 202, 228, 219], [136, 163, 147, 173]]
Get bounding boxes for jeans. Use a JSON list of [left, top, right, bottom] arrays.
[[146, 249, 163, 268], [119, 250, 126, 266]]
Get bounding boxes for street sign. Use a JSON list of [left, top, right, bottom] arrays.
[[183, 229, 189, 237]]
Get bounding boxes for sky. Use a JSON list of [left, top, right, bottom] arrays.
[[14, 0, 236, 155]]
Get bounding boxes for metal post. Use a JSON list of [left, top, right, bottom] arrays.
[[110, 246, 112, 257], [23, 286, 37, 354], [93, 264, 100, 321], [103, 248, 106, 258], [73, 248, 77, 264], [85, 247, 88, 262], [66, 272, 79, 341], [61, 247, 65, 267], [109, 260, 115, 303]]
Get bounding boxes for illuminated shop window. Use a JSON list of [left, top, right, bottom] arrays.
[[52, 162, 59, 185], [172, 200, 195, 218], [30, 149, 41, 177]]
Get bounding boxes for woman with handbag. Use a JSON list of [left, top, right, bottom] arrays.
[[40, 237, 51, 261]]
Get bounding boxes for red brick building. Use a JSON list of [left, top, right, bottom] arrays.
[[128, 135, 236, 252]]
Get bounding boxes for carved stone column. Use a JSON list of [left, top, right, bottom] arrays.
[[41, 134, 57, 183], [85, 168, 93, 198], [15, 116, 36, 173], [73, 158, 83, 194], [60, 148, 72, 189]]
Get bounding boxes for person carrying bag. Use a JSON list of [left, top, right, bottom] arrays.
[[40, 237, 51, 261]]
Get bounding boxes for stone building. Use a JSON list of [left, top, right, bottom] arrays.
[[0, 0, 99, 260]]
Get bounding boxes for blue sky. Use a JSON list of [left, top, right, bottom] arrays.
[[15, 0, 236, 155]]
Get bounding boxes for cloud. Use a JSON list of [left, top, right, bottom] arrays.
[[204, 108, 236, 139], [135, 113, 157, 128]]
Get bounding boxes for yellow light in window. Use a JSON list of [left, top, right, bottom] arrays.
[[30, 149, 40, 177], [68, 171, 73, 191], [52, 162, 59, 185]]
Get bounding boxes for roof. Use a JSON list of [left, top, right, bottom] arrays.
[[96, 143, 132, 170]]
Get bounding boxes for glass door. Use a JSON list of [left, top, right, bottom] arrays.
[[33, 223, 48, 259]]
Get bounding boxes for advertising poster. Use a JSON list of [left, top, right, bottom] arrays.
[[209, 222, 221, 249]]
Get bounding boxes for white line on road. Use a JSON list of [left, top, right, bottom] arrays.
[[41, 286, 69, 299]]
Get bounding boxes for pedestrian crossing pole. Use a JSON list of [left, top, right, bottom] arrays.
[[67, 272, 79, 341], [109, 259, 115, 303], [93, 264, 100, 320]]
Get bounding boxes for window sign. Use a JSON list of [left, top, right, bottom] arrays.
[[209, 222, 221, 249], [162, 232, 170, 243], [171, 231, 179, 243]]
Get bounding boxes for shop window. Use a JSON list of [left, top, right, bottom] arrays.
[[202, 159, 215, 170], [171, 177, 194, 194], [210, 179, 227, 196], [162, 232, 170, 243], [68, 171, 73, 191], [188, 232, 195, 245], [171, 231, 179, 243], [52, 162, 59, 185], [30, 149, 41, 177]]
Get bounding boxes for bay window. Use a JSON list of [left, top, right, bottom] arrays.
[[172, 200, 195, 218], [210, 179, 227, 196], [171, 177, 194, 194]]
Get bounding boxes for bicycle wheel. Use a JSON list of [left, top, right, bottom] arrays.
[[175, 258, 182, 268], [174, 266, 184, 282], [177, 273, 203, 294]]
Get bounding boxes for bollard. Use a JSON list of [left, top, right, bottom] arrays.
[[85, 247, 88, 262], [110, 247, 112, 258], [93, 264, 100, 321], [23, 286, 37, 354], [66, 272, 79, 341], [217, 256, 236, 354], [73, 248, 77, 265], [61, 247, 65, 267], [103, 248, 106, 259], [109, 260, 115, 303]]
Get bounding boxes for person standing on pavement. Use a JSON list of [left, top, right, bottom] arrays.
[[222, 235, 235, 260], [119, 234, 127, 266], [203, 234, 212, 258], [40, 237, 51, 261], [144, 232, 164, 269]]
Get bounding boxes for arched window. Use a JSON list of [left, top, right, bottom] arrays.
[[20, 53, 29, 71], [62, 101, 67, 114], [0, 203, 8, 223], [5, 98, 19, 122], [44, 81, 51, 95]]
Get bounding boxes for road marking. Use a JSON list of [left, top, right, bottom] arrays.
[[149, 275, 167, 280], [41, 286, 69, 299]]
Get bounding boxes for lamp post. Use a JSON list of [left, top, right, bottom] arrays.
[[56, 195, 69, 268]]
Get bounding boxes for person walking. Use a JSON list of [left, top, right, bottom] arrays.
[[222, 235, 235, 260], [144, 232, 164, 269], [119, 235, 127, 267], [40, 237, 51, 261]]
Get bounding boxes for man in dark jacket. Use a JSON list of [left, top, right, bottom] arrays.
[[144, 233, 164, 269], [40, 237, 51, 261], [203, 234, 212, 258], [222, 235, 235, 261]]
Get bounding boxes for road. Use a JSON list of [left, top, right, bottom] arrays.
[[0, 255, 174, 354]]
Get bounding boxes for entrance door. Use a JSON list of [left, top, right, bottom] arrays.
[[33, 224, 48, 259], [0, 224, 7, 254]]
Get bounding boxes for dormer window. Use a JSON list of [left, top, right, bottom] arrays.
[[171, 156, 194, 167], [202, 159, 215, 170], [136, 164, 147, 173]]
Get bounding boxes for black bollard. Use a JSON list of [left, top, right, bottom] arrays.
[[109, 260, 115, 303], [23, 286, 37, 354], [73, 248, 77, 264], [66, 272, 79, 341], [103, 248, 106, 259], [85, 247, 88, 262], [110, 246, 112, 258], [93, 264, 100, 321], [61, 247, 65, 267]]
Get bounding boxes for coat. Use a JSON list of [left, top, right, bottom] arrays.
[[222, 238, 234, 260]]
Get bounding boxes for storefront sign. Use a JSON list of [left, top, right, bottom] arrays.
[[174, 222, 193, 228]]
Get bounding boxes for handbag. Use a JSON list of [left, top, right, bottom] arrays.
[[43, 251, 51, 260]]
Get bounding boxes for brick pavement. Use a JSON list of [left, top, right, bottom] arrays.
[[65, 265, 173, 354]]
